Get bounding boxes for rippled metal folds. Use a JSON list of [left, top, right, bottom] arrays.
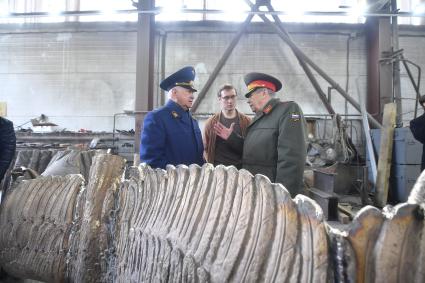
[[0, 174, 84, 282], [0, 152, 424, 282], [115, 164, 328, 282]]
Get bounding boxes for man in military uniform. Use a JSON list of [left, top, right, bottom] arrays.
[[410, 95, 425, 171], [203, 84, 251, 169], [140, 66, 204, 169], [214, 72, 307, 196]]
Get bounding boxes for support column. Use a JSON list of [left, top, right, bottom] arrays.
[[365, 1, 393, 125], [365, 18, 381, 123], [391, 0, 402, 126], [378, 17, 393, 110], [134, 0, 155, 165]]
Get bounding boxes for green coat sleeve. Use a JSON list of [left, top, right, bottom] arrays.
[[275, 102, 307, 196], [227, 131, 244, 155]]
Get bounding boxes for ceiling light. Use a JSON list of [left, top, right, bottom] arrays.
[[413, 4, 425, 15]]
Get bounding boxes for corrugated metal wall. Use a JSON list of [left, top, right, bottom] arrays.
[[0, 22, 424, 132]]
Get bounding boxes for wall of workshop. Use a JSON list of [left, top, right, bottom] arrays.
[[399, 33, 425, 121], [0, 25, 145, 132], [0, 22, 424, 145], [178, 30, 366, 116]]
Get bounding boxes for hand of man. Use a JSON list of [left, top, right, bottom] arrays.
[[214, 122, 234, 140]]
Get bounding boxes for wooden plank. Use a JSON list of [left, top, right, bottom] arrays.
[[375, 103, 397, 207], [360, 96, 378, 185], [0, 102, 6, 117], [338, 204, 356, 219]]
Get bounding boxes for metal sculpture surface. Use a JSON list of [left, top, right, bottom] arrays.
[[0, 151, 424, 282]]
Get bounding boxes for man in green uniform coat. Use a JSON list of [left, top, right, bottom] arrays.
[[214, 72, 307, 196]]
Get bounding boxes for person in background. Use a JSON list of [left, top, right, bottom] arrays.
[[214, 72, 307, 196], [203, 84, 251, 169], [140, 66, 204, 169], [0, 116, 16, 182], [410, 95, 425, 171]]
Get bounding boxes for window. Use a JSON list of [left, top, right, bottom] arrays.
[[0, 0, 423, 25]]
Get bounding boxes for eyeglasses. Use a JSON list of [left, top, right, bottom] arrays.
[[220, 95, 236, 101]]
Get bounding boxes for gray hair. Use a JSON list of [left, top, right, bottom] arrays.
[[166, 86, 181, 100], [166, 89, 173, 100]]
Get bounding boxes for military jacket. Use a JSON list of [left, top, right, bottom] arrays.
[[0, 117, 16, 181], [228, 98, 307, 196], [410, 112, 425, 171], [140, 100, 204, 169]]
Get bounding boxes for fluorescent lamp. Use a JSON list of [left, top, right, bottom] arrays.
[[413, 4, 425, 15], [156, 0, 184, 21], [222, 0, 247, 22]]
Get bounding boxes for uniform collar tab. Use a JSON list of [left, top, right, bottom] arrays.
[[262, 98, 280, 115]]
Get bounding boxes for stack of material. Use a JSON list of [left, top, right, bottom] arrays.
[[0, 149, 56, 193], [0, 149, 97, 193]]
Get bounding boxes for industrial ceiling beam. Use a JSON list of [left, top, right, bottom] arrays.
[[190, 4, 259, 113], [264, 3, 336, 115], [241, 0, 382, 128], [192, 0, 336, 115], [4, 9, 425, 18], [272, 25, 381, 128]]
